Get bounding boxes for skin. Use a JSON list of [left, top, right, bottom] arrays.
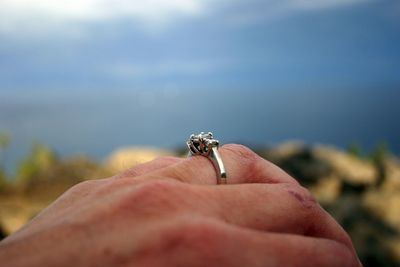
[[0, 144, 362, 267]]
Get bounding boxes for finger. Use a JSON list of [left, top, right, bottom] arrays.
[[153, 144, 298, 185], [103, 180, 356, 258], [113, 156, 184, 179], [208, 183, 357, 255], [142, 218, 360, 267]]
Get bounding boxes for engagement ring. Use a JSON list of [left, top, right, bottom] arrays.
[[187, 132, 227, 184]]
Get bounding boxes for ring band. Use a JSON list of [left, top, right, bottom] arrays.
[[187, 132, 227, 184]]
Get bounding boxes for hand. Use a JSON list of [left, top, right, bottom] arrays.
[[0, 144, 361, 267]]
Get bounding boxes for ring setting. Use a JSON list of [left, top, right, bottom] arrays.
[[187, 132, 227, 184]]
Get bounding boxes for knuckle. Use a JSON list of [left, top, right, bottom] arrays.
[[160, 219, 225, 254], [284, 183, 318, 211], [223, 144, 269, 183], [61, 179, 103, 202], [116, 167, 141, 179], [223, 144, 259, 161], [156, 156, 181, 164], [136, 219, 226, 265], [95, 177, 138, 195], [134, 179, 181, 198], [113, 180, 185, 214], [281, 183, 324, 235], [165, 164, 192, 183], [117, 156, 180, 179], [68, 179, 99, 194], [180, 220, 224, 243]]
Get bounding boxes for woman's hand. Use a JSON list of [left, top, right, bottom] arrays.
[[0, 144, 361, 267]]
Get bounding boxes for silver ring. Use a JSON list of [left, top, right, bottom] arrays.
[[187, 132, 227, 184]]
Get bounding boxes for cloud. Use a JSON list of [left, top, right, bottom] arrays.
[[290, 0, 373, 10], [0, 0, 203, 21], [217, 0, 375, 27], [0, 0, 374, 38], [108, 59, 230, 79], [0, 0, 204, 37]]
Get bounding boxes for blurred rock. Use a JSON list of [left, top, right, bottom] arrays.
[[381, 157, 400, 191], [309, 174, 342, 203], [388, 238, 400, 263], [263, 141, 306, 161], [313, 145, 377, 186], [263, 142, 332, 185], [364, 190, 400, 230], [363, 157, 400, 230]]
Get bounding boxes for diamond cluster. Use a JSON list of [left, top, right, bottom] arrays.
[[187, 132, 219, 156]]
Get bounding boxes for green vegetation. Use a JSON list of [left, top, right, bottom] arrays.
[[0, 169, 6, 192], [0, 132, 10, 191], [16, 143, 58, 188], [0, 132, 10, 152], [370, 142, 390, 186], [370, 142, 389, 164], [347, 142, 363, 158], [0, 132, 110, 193]]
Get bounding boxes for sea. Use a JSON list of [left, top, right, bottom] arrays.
[[0, 87, 399, 175]]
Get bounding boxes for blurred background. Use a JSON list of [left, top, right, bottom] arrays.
[[0, 0, 399, 266]]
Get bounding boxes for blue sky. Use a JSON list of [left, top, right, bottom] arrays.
[[0, 0, 400, 173], [0, 0, 399, 90]]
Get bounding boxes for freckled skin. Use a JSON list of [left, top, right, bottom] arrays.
[[0, 144, 362, 267]]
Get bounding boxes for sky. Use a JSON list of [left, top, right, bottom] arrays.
[[0, 0, 399, 173], [0, 0, 399, 90]]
